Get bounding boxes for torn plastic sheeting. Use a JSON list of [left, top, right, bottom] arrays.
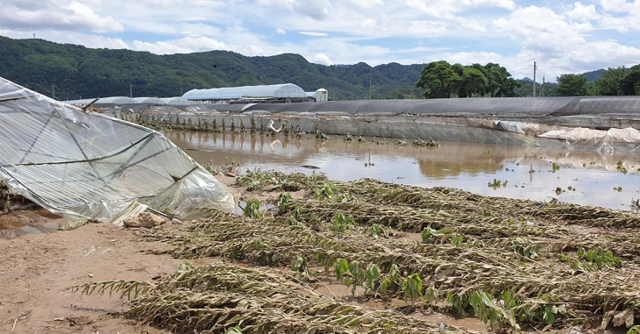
[[494, 121, 525, 134], [538, 127, 640, 153], [0, 77, 236, 228]]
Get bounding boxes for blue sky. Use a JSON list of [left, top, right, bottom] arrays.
[[1, 0, 639, 81]]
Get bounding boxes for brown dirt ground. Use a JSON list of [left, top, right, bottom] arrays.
[[0, 180, 236, 334]]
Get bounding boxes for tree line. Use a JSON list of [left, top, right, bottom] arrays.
[[415, 61, 520, 98], [416, 60, 640, 98], [557, 65, 640, 96]]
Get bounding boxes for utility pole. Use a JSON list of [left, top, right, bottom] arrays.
[[129, 83, 133, 98], [533, 61, 537, 97], [51, 84, 55, 100], [369, 73, 372, 100], [542, 76, 545, 97]]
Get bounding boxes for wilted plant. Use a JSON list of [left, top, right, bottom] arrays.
[[276, 193, 292, 206], [369, 224, 389, 239], [244, 199, 261, 219], [402, 273, 423, 305], [559, 247, 622, 271], [331, 211, 357, 234]]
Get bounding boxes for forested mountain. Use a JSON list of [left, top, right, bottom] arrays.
[[583, 69, 606, 82], [0, 36, 423, 101]]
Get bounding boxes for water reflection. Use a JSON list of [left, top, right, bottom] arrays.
[[166, 130, 640, 211]]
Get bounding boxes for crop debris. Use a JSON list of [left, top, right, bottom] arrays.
[[72, 171, 640, 333]]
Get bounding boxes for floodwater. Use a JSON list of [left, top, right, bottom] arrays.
[[167, 130, 640, 211]]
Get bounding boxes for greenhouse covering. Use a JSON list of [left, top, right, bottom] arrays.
[[183, 83, 307, 101], [0, 77, 236, 227], [132, 97, 166, 105], [241, 96, 640, 117]]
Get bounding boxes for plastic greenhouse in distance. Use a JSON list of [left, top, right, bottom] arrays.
[[182, 83, 308, 103]]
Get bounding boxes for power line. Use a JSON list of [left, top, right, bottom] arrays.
[[510, 66, 533, 73]]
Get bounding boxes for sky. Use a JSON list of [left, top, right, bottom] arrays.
[[1, 0, 639, 81]]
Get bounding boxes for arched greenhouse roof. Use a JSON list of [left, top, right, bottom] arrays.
[[94, 96, 137, 105], [183, 83, 307, 101], [132, 97, 166, 105], [160, 97, 192, 106]]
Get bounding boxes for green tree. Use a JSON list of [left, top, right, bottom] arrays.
[[456, 66, 488, 98], [415, 61, 461, 98], [478, 63, 519, 97], [619, 64, 640, 95], [594, 67, 627, 95], [557, 74, 587, 96], [417, 61, 514, 99]]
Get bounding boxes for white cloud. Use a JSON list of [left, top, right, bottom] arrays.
[[0, 0, 123, 33], [249, 45, 265, 56], [405, 0, 516, 18], [309, 53, 333, 65], [276, 27, 287, 34], [0, 28, 128, 49], [346, 0, 384, 8], [299, 31, 330, 37], [598, 0, 635, 12], [132, 36, 227, 54], [488, 4, 640, 80], [567, 2, 600, 21], [597, 1, 640, 32], [257, 0, 333, 20], [178, 23, 224, 37]]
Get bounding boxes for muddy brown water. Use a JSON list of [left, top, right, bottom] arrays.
[[0, 209, 64, 238], [168, 130, 640, 211]]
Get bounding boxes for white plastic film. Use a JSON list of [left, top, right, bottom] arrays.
[[0, 77, 236, 227]]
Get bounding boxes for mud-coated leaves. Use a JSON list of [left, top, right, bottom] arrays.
[[402, 273, 423, 305], [613, 309, 635, 328]]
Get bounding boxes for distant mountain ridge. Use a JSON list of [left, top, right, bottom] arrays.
[[0, 36, 609, 100], [0, 36, 425, 101], [582, 69, 606, 82]]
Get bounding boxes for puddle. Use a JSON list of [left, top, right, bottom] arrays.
[[235, 201, 276, 215], [0, 209, 64, 239], [417, 313, 488, 332], [168, 131, 640, 211]]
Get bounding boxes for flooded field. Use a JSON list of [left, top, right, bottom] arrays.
[[167, 130, 640, 211]]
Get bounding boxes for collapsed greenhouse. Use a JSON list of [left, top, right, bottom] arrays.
[[0, 77, 236, 227]]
